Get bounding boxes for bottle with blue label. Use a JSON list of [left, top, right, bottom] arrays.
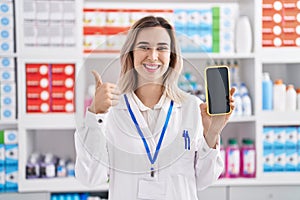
[[262, 72, 273, 110]]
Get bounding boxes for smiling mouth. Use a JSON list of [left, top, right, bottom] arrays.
[[143, 63, 160, 71]]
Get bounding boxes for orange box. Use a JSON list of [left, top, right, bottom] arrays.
[[282, 33, 300, 46], [263, 21, 283, 35], [263, 34, 283, 47], [263, 9, 283, 24], [263, 0, 284, 10]]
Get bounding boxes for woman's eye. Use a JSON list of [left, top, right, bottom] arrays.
[[157, 47, 169, 51], [138, 46, 149, 50]]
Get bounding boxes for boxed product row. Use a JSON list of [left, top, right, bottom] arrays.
[[26, 153, 75, 179], [23, 0, 76, 21], [0, 129, 18, 192], [262, 72, 300, 111], [262, 0, 300, 47], [83, 4, 238, 53], [263, 126, 300, 172], [26, 63, 75, 113], [0, 0, 15, 53], [0, 82, 16, 120], [220, 138, 256, 178]]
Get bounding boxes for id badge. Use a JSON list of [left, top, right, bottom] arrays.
[[138, 178, 166, 200]]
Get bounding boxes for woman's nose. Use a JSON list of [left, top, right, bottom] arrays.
[[147, 48, 158, 60]]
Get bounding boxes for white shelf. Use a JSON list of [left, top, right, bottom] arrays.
[[19, 114, 76, 129], [214, 178, 259, 186], [258, 173, 300, 185], [19, 177, 108, 192], [261, 48, 300, 63], [0, 119, 18, 126], [0, 53, 18, 57], [259, 111, 300, 126]]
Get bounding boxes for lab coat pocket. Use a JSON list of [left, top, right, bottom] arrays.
[[166, 174, 192, 200], [138, 179, 166, 200]]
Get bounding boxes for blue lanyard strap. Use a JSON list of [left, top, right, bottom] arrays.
[[124, 94, 174, 165]]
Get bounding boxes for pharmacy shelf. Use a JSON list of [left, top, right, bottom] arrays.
[[19, 178, 109, 192], [261, 48, 300, 63], [258, 173, 300, 185], [214, 174, 300, 186], [0, 53, 18, 57], [259, 111, 300, 126], [19, 114, 76, 129], [0, 119, 18, 125]]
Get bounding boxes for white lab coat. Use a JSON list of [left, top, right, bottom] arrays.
[[75, 93, 224, 200]]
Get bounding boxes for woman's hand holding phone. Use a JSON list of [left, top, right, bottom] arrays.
[[89, 70, 121, 114]]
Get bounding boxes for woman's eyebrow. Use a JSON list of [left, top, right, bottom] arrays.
[[136, 41, 149, 45], [157, 42, 169, 46]]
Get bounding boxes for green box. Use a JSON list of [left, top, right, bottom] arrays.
[[0, 130, 4, 144]]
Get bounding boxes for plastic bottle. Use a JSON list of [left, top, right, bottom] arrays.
[[226, 138, 240, 178], [231, 60, 240, 85], [286, 84, 297, 111], [273, 79, 286, 111], [232, 87, 243, 117], [239, 82, 249, 96], [219, 138, 226, 178], [240, 138, 256, 178], [242, 92, 252, 116], [297, 88, 300, 110], [262, 72, 273, 110]]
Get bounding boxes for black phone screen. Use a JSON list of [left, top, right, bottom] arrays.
[[206, 66, 230, 115]]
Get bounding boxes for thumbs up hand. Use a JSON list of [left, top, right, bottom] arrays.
[[89, 70, 121, 114]]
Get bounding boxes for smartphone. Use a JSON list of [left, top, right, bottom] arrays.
[[205, 65, 231, 115]]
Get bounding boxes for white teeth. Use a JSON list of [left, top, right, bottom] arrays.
[[144, 64, 159, 70]]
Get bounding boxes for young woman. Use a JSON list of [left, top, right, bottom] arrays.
[[75, 16, 235, 200]]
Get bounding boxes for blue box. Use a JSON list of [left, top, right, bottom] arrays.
[[263, 149, 274, 172], [5, 165, 18, 191], [5, 144, 18, 165]]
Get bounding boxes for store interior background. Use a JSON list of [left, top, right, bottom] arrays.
[[1, 0, 300, 199]]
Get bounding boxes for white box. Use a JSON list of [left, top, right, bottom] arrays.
[[63, 1, 75, 21], [0, 28, 13, 41], [36, 25, 49, 46], [0, 57, 14, 69], [49, 1, 63, 21], [0, 106, 16, 120], [49, 24, 63, 46], [36, 1, 49, 21], [5, 144, 18, 165], [63, 24, 76, 46], [0, 83, 16, 95], [0, 69, 15, 82], [4, 130, 18, 144], [24, 22, 37, 46], [0, 39, 13, 53], [0, 16, 13, 28], [0, 2, 13, 16], [0, 95, 15, 107], [23, 0, 35, 20]]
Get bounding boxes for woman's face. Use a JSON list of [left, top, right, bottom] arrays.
[[133, 27, 171, 84]]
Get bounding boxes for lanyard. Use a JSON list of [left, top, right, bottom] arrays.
[[124, 94, 174, 177]]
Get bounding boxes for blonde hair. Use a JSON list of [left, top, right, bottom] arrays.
[[118, 16, 187, 103]]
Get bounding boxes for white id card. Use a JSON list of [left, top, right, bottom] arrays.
[[138, 179, 166, 200]]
